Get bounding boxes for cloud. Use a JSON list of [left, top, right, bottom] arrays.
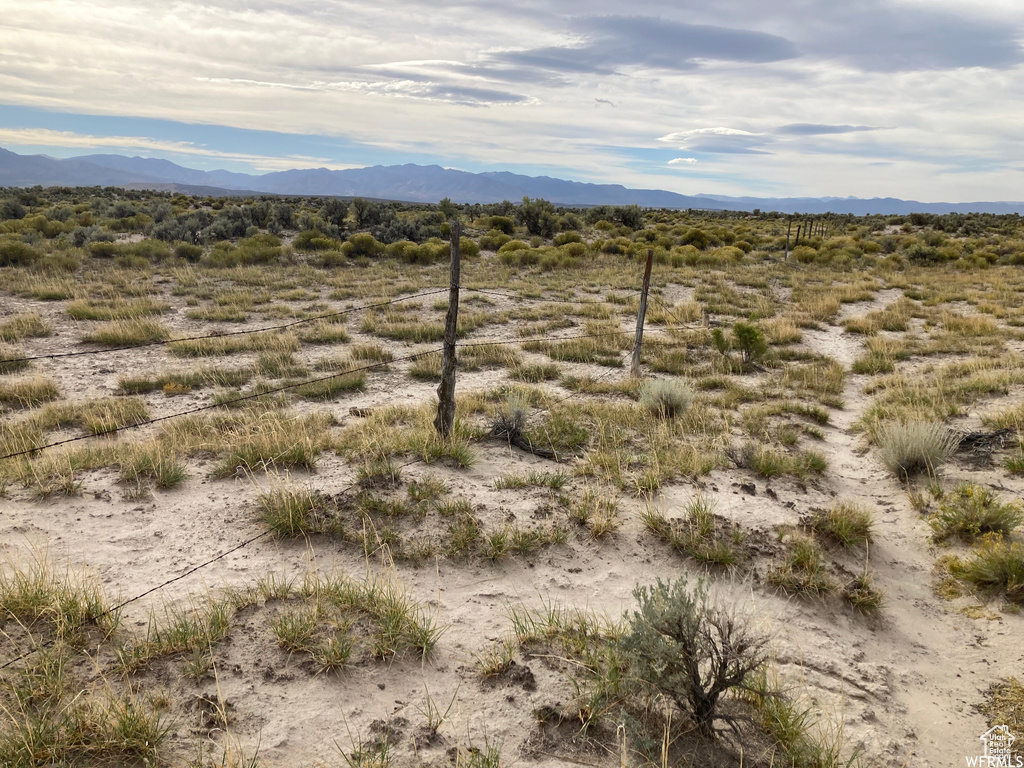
[[660, 128, 761, 142], [668, 157, 698, 165], [486, 15, 797, 78], [659, 127, 771, 154], [776, 123, 881, 135], [198, 76, 531, 107], [0, 127, 355, 171], [805, 5, 1024, 72]]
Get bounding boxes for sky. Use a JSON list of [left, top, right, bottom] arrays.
[[1, 0, 1023, 201]]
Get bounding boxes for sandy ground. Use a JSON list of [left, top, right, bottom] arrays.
[[1, 273, 1021, 768]]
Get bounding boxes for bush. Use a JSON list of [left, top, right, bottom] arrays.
[[497, 239, 529, 254], [485, 215, 515, 235], [732, 322, 767, 364], [478, 229, 511, 251], [0, 199, 26, 220], [930, 484, 1023, 543], [517, 197, 557, 238], [294, 229, 342, 251], [876, 420, 958, 478], [553, 231, 583, 246], [639, 378, 694, 419], [0, 238, 38, 267], [622, 576, 769, 738], [343, 232, 385, 258]]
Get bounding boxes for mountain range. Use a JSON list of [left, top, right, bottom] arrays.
[[2, 146, 1022, 215]]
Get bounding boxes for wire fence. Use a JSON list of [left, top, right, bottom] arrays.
[[0, 268, 700, 668]]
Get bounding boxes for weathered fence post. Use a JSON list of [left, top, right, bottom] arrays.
[[631, 248, 654, 378], [434, 219, 461, 437], [784, 216, 793, 260]]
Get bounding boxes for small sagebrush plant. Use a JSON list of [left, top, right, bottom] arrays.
[[621, 575, 769, 738], [639, 377, 694, 419], [930, 483, 1024, 543], [876, 420, 958, 478]]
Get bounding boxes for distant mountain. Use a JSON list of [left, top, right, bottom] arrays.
[[2, 146, 1023, 215]]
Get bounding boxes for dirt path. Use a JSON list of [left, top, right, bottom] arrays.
[[809, 318, 1022, 767]]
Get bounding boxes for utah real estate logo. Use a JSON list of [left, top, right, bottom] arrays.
[[967, 725, 1021, 767]]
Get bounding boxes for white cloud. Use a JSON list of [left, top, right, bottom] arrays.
[[668, 157, 698, 165]]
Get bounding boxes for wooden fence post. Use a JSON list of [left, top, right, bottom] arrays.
[[631, 249, 654, 378], [434, 219, 461, 437]]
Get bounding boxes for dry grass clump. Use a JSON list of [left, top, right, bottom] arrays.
[[567, 488, 619, 539], [116, 439, 187, 490], [117, 365, 252, 394], [293, 370, 367, 400], [843, 572, 885, 614], [844, 299, 912, 334], [763, 317, 803, 344], [297, 319, 350, 345], [0, 342, 30, 375], [0, 552, 120, 644], [851, 336, 907, 375], [0, 312, 52, 342], [0, 377, 60, 408], [210, 411, 334, 477], [930, 484, 1023, 543], [735, 442, 828, 479], [80, 318, 170, 346], [257, 482, 330, 536], [875, 420, 958, 477], [979, 677, 1024, 750], [641, 496, 746, 567], [940, 311, 998, 336], [809, 500, 874, 549], [169, 331, 299, 358], [951, 535, 1024, 603], [766, 535, 838, 596], [66, 297, 169, 320], [337, 403, 477, 469], [508, 362, 560, 382], [639, 377, 694, 419], [0, 554, 170, 766], [349, 343, 395, 365]]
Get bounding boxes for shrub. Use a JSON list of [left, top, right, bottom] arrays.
[[0, 238, 38, 267], [485, 215, 515, 235], [343, 232, 385, 258], [497, 239, 529, 254], [517, 197, 556, 238], [478, 229, 511, 251], [294, 229, 342, 251], [732, 322, 767, 364], [639, 377, 694, 419], [553, 231, 582, 246], [621, 576, 770, 738], [931, 484, 1023, 543], [876, 420, 958, 478]]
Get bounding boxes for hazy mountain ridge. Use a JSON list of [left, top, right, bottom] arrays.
[[2, 147, 1022, 215]]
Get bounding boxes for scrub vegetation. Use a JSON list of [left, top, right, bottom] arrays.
[[2, 185, 1024, 766]]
